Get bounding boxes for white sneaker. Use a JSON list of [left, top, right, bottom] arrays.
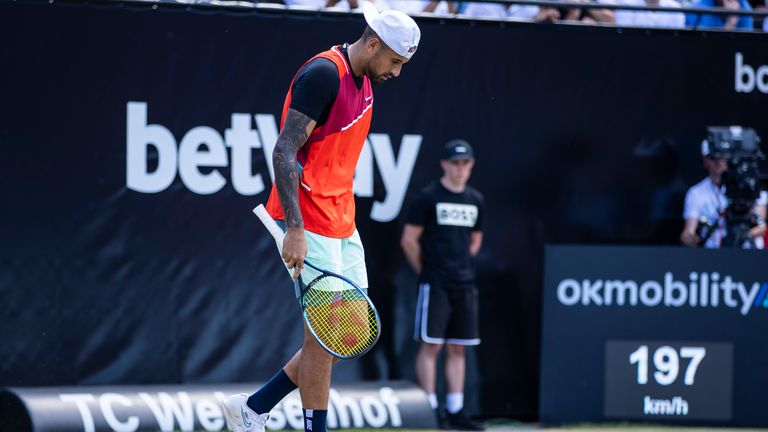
[[220, 393, 270, 432]]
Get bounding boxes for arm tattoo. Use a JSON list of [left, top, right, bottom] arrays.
[[273, 108, 315, 229]]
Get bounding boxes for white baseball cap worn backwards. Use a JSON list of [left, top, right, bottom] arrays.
[[362, 1, 421, 60]]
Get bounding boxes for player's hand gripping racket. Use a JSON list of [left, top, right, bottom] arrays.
[[253, 204, 381, 359]]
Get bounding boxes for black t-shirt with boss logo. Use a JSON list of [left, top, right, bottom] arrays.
[[406, 181, 485, 285]]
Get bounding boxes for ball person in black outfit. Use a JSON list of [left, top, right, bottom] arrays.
[[400, 140, 485, 431]]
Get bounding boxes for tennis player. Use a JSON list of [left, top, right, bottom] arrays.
[[221, 4, 420, 432], [401, 139, 485, 431]]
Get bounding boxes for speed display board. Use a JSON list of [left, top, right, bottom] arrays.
[[540, 246, 768, 427], [604, 340, 733, 420]]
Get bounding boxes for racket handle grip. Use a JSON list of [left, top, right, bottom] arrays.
[[253, 204, 286, 249]]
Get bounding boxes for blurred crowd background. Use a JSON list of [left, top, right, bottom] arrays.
[[139, 0, 768, 32]]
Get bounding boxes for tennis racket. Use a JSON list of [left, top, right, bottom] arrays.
[[252, 204, 381, 359]]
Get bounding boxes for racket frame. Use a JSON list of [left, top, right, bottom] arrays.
[[252, 204, 381, 359]]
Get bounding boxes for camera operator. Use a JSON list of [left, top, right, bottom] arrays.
[[680, 140, 767, 249]]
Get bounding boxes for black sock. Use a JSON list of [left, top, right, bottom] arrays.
[[246, 369, 298, 414], [303, 409, 327, 432]]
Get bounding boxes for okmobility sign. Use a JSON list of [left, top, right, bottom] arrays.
[[540, 246, 768, 427], [0, 382, 435, 432], [556, 271, 768, 315]]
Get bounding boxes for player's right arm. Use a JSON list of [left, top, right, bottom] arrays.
[[274, 108, 316, 279], [400, 224, 424, 275], [274, 57, 339, 279], [402, 192, 429, 275], [680, 218, 700, 247], [680, 188, 700, 247]]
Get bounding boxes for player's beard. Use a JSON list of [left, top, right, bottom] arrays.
[[371, 74, 391, 84], [366, 64, 388, 84]]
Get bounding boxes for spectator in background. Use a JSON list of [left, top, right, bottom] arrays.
[[283, 0, 351, 10], [285, 0, 458, 15], [401, 140, 485, 431], [680, 141, 767, 248], [534, 0, 616, 24], [291, 0, 388, 10], [614, 0, 685, 28], [461, 2, 540, 19], [685, 0, 754, 30], [387, 0, 457, 14]]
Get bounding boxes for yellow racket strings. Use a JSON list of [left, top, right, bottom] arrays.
[[303, 278, 378, 357]]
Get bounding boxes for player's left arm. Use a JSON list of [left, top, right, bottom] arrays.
[[470, 192, 485, 257], [469, 231, 483, 257], [748, 203, 766, 239]]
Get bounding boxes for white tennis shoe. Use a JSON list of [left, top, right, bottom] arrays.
[[220, 393, 270, 432]]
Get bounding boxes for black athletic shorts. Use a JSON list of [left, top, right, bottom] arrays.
[[413, 280, 480, 345]]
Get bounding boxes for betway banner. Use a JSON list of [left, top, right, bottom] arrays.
[[125, 101, 420, 222], [540, 246, 768, 426], [2, 0, 768, 421], [0, 381, 433, 432]]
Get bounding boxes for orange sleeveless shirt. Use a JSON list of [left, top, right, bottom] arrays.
[[265, 46, 373, 238]]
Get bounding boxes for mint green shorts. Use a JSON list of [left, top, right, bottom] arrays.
[[274, 222, 369, 296]]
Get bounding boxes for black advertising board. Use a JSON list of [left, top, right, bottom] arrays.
[[541, 246, 768, 426], [2, 0, 768, 420]]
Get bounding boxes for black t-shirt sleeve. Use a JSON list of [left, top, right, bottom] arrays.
[[406, 192, 431, 226], [289, 58, 340, 122], [473, 191, 485, 232]]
